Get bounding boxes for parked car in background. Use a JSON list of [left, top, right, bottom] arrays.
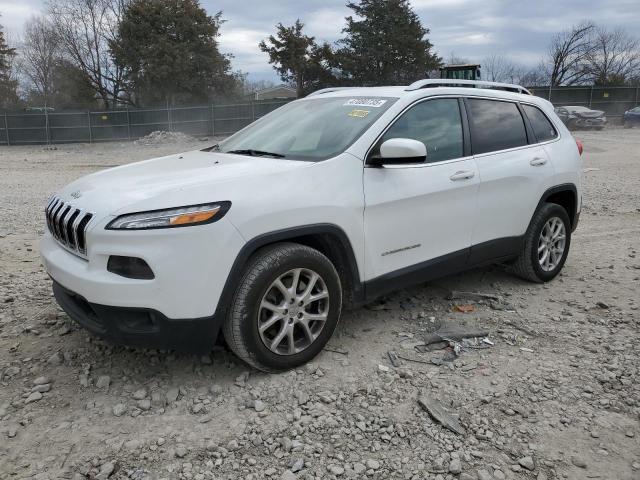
[[623, 106, 640, 128], [554, 105, 607, 130]]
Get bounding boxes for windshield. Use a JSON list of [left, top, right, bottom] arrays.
[[217, 96, 397, 161]]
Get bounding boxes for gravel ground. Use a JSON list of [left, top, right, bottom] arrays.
[[0, 129, 639, 480]]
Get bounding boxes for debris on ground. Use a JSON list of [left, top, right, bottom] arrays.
[[387, 350, 400, 367], [421, 323, 490, 348], [453, 304, 476, 313], [447, 290, 503, 302], [417, 395, 466, 435]]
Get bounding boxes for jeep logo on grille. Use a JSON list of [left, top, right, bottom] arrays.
[[70, 191, 82, 199]]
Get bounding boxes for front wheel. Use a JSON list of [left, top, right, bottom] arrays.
[[223, 242, 342, 372], [511, 203, 572, 283]]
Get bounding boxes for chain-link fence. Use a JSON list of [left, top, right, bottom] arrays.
[[0, 99, 291, 146], [2, 86, 639, 146], [529, 86, 640, 119]]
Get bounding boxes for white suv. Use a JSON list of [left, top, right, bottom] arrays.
[[41, 80, 583, 372]]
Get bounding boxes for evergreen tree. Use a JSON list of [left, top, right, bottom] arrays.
[[110, 0, 237, 105], [259, 20, 336, 97], [336, 0, 442, 86], [0, 23, 19, 109]]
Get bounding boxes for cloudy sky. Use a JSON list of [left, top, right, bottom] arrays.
[[1, 0, 639, 81]]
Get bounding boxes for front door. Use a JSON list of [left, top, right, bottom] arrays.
[[363, 97, 479, 283]]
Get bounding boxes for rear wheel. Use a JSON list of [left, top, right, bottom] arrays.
[[223, 242, 342, 372], [511, 203, 571, 283]]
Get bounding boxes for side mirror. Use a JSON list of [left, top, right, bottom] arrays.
[[369, 138, 427, 166]]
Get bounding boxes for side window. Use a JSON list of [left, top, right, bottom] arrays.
[[466, 99, 528, 155], [523, 104, 557, 143], [377, 98, 464, 163]]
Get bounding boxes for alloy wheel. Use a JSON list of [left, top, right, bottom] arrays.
[[257, 268, 330, 355], [538, 217, 566, 272]]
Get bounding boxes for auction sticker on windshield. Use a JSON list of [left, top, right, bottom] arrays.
[[343, 98, 387, 108], [348, 109, 370, 118]]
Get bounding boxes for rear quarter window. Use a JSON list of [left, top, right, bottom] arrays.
[[466, 99, 528, 155], [523, 104, 558, 142]]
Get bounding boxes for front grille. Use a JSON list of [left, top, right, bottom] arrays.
[[45, 196, 94, 257]]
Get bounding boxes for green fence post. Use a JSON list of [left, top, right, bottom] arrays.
[[44, 109, 50, 145], [589, 86, 593, 109], [636, 87, 639, 106], [548, 86, 552, 101], [251, 101, 255, 122], [211, 104, 215, 137], [126, 109, 131, 141], [4, 113, 9, 146], [168, 103, 173, 132], [87, 111, 92, 143]]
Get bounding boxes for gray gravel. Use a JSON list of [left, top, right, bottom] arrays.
[[0, 129, 639, 479]]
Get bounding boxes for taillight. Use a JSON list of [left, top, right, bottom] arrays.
[[575, 138, 583, 156]]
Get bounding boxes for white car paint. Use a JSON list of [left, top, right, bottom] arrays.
[[41, 83, 582, 322]]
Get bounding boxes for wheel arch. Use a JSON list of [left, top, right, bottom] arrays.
[[537, 184, 578, 230], [215, 224, 364, 320]]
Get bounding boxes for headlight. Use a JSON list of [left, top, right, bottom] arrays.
[[106, 202, 231, 230]]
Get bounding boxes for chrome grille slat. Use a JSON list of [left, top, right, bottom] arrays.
[[58, 206, 72, 245], [45, 198, 59, 233], [66, 209, 81, 249], [52, 202, 66, 238], [45, 196, 94, 258], [72, 209, 84, 250]]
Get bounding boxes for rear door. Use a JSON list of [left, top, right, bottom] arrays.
[[466, 97, 555, 261]]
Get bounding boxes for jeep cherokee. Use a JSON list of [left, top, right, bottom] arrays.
[[41, 79, 583, 372]]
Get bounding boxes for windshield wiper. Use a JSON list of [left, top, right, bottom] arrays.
[[225, 149, 286, 158]]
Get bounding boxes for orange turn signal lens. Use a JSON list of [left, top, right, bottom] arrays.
[[169, 208, 219, 226]]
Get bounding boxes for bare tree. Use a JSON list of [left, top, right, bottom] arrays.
[[446, 52, 471, 65], [20, 16, 61, 105], [518, 63, 550, 87], [482, 54, 520, 83], [546, 22, 595, 86], [47, 0, 131, 108], [584, 27, 640, 85]]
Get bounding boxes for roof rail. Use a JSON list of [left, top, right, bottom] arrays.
[[405, 79, 531, 95], [307, 87, 358, 97]]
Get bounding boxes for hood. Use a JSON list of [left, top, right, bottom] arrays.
[[55, 150, 311, 216]]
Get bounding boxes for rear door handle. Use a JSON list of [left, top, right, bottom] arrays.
[[530, 157, 547, 166], [449, 170, 475, 181]]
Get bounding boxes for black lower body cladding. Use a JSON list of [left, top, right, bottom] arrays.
[[52, 280, 220, 352]]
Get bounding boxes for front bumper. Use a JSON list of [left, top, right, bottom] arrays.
[[53, 281, 220, 351], [40, 216, 245, 319]]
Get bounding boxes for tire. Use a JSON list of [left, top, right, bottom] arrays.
[[511, 203, 572, 283], [223, 242, 342, 372], [566, 119, 578, 131]]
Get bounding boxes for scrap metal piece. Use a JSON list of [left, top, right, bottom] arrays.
[[417, 395, 466, 435]]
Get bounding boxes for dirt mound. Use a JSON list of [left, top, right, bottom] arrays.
[[134, 130, 196, 146]]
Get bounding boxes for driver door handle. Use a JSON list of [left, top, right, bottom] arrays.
[[530, 157, 547, 166], [449, 170, 475, 181]]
